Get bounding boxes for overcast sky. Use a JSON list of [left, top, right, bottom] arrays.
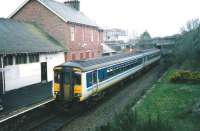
[[0, 0, 200, 37]]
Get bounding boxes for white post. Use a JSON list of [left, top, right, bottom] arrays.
[[1, 56, 5, 94]]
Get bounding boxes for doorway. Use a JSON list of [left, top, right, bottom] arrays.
[[41, 62, 47, 82]]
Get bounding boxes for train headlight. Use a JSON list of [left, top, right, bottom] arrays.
[[54, 83, 60, 92], [74, 93, 82, 97]]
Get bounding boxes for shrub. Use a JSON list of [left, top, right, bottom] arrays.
[[170, 70, 200, 83]]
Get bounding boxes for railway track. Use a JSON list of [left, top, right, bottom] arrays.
[[28, 110, 80, 131], [12, 101, 91, 131]]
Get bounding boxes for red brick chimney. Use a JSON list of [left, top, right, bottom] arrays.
[[64, 0, 80, 11]]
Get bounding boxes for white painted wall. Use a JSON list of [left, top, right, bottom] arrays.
[[40, 52, 65, 82], [4, 52, 65, 92]]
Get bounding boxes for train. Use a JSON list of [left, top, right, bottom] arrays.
[[53, 49, 161, 103]]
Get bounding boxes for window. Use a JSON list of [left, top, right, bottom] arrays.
[[29, 54, 39, 63], [86, 72, 93, 88], [3, 55, 13, 66], [70, 26, 75, 41], [74, 71, 81, 85], [54, 71, 61, 83], [93, 71, 97, 84], [80, 53, 84, 59], [86, 52, 89, 59], [16, 54, 27, 64], [86, 71, 97, 88], [82, 27, 85, 41], [72, 54, 76, 60], [98, 68, 107, 82], [97, 31, 99, 42], [91, 30, 94, 42], [92, 52, 94, 58]]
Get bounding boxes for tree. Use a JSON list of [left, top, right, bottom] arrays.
[[174, 19, 200, 65], [140, 31, 151, 41]]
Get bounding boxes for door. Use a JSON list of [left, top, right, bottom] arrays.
[[54, 69, 73, 101], [61, 71, 73, 101], [92, 70, 98, 93], [41, 62, 47, 82], [0, 71, 3, 95]]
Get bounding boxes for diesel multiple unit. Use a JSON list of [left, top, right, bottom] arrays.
[[53, 49, 161, 102]]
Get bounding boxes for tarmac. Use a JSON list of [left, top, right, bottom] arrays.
[[0, 82, 54, 123]]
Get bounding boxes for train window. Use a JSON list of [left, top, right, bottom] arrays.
[[93, 71, 97, 84], [114, 65, 118, 75], [54, 72, 61, 83], [98, 68, 107, 82], [110, 68, 114, 76], [86, 72, 93, 88], [98, 70, 103, 82], [74, 71, 81, 85]]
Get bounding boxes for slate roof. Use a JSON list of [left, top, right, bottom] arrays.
[[58, 49, 160, 71], [9, 0, 99, 27], [39, 0, 98, 27], [0, 18, 65, 54]]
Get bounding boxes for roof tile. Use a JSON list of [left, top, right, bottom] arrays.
[[0, 18, 65, 54]]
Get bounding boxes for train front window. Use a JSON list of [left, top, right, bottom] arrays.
[[74, 71, 81, 85], [54, 71, 61, 83]]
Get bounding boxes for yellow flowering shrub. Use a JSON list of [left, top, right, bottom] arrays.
[[170, 70, 200, 83]]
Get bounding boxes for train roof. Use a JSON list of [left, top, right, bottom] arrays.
[[58, 49, 160, 72]]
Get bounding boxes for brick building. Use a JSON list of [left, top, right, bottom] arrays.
[[10, 0, 103, 61]]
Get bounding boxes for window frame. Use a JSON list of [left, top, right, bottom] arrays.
[[91, 30, 94, 42], [16, 54, 27, 65], [3, 55, 13, 66], [70, 26, 75, 41], [72, 54, 76, 60], [29, 54, 39, 63]]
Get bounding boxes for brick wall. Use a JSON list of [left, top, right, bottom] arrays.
[[12, 0, 103, 61], [12, 0, 70, 49]]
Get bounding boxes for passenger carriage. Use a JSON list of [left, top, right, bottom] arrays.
[[53, 49, 161, 102]]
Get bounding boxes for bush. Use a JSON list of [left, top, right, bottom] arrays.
[[170, 70, 200, 83]]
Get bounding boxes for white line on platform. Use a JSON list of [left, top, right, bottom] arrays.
[[0, 98, 54, 123]]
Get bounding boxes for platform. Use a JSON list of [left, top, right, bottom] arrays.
[[0, 82, 54, 123]]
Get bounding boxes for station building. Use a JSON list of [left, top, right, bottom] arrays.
[[0, 18, 65, 95], [10, 0, 104, 61]]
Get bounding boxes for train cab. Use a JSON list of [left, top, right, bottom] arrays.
[[53, 66, 82, 102]]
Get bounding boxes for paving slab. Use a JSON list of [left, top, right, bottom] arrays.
[[0, 82, 54, 123]]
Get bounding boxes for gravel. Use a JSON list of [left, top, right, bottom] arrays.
[[60, 62, 167, 131]]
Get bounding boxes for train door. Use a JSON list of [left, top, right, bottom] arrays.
[[54, 68, 74, 101], [41, 62, 47, 82], [92, 70, 98, 93], [73, 69, 82, 97], [61, 71, 73, 101]]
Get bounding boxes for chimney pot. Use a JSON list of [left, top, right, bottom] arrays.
[[64, 0, 80, 11]]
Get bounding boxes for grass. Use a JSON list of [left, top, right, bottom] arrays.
[[94, 108, 173, 131], [135, 67, 200, 131]]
